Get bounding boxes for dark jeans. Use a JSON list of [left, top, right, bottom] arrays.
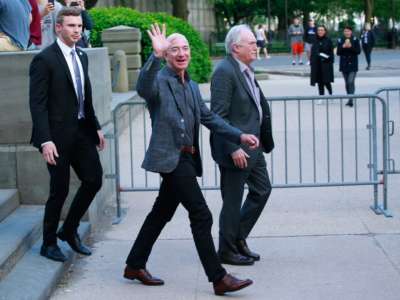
[[363, 45, 372, 66], [219, 151, 271, 255], [317, 82, 332, 95], [126, 154, 226, 283], [43, 125, 103, 245], [342, 71, 357, 95]]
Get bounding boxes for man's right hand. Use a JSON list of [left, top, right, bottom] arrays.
[[146, 23, 170, 58], [231, 148, 250, 169], [43, 3, 55, 17], [42, 142, 59, 166]]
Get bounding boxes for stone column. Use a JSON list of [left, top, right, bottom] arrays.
[[101, 26, 142, 90]]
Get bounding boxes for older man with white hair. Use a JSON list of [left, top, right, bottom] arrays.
[[210, 24, 274, 266], [123, 24, 259, 295]]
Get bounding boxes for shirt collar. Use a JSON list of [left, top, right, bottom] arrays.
[[165, 65, 191, 82], [57, 38, 76, 57], [233, 56, 254, 74]]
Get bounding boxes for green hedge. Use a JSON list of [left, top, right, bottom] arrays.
[[89, 7, 212, 83]]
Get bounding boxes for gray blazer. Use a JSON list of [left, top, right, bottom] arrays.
[[210, 55, 274, 169], [136, 54, 242, 176]]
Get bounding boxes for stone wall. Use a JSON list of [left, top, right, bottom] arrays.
[[0, 48, 115, 227]]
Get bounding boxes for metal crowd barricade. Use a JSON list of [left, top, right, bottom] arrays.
[[375, 87, 400, 176], [111, 94, 391, 222]]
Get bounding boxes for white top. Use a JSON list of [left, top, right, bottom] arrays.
[[256, 28, 265, 41]]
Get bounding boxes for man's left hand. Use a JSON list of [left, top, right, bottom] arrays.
[[240, 134, 259, 149], [97, 130, 105, 151]]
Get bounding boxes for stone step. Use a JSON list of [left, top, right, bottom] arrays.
[[0, 222, 90, 300], [0, 205, 43, 280], [0, 189, 19, 223]]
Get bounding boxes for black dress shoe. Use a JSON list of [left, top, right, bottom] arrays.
[[346, 100, 353, 107], [237, 240, 260, 261], [40, 244, 67, 262], [219, 252, 254, 266], [57, 229, 92, 256]]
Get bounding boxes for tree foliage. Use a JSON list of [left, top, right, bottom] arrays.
[[212, 0, 399, 29]]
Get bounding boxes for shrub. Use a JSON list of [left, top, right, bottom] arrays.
[[89, 7, 212, 83]]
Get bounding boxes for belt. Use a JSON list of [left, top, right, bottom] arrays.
[[181, 145, 196, 154]]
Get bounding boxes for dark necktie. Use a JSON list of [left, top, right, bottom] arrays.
[[71, 49, 85, 119]]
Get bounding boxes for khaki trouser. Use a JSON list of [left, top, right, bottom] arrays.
[[0, 32, 22, 52]]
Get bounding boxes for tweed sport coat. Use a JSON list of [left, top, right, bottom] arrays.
[[136, 54, 243, 176], [210, 55, 274, 169]]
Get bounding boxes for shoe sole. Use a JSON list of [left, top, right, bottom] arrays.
[[40, 251, 67, 263], [214, 280, 253, 295], [123, 274, 164, 286], [220, 259, 254, 266], [58, 234, 92, 256]]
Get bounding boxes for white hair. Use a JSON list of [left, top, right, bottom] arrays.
[[167, 33, 188, 44], [224, 24, 252, 54]]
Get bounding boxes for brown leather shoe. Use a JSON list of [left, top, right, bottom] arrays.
[[123, 265, 164, 286], [213, 273, 253, 295]]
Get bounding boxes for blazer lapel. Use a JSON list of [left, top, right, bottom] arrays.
[[228, 55, 256, 102], [76, 48, 88, 80], [188, 81, 200, 124], [52, 42, 75, 91], [167, 78, 184, 116]]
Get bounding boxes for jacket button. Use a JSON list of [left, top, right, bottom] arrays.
[[181, 133, 185, 138], [181, 118, 184, 122]]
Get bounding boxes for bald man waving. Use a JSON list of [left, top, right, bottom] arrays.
[[123, 24, 258, 295]]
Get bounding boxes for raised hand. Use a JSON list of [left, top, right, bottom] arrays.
[[147, 23, 169, 58]]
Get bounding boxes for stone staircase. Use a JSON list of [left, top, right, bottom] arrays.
[[0, 189, 90, 300]]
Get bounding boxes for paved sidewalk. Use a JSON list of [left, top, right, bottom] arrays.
[[52, 76, 400, 300]]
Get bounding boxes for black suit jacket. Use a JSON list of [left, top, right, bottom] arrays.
[[210, 55, 274, 169], [29, 42, 100, 150]]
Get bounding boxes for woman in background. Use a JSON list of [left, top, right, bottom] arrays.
[[310, 25, 334, 97], [255, 24, 270, 59]]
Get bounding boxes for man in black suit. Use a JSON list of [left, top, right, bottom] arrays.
[[29, 7, 105, 262], [210, 24, 274, 266]]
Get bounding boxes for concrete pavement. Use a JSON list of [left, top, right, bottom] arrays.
[[51, 73, 400, 300]]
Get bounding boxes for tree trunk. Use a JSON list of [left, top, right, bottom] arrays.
[[364, 0, 374, 24], [171, 0, 189, 21]]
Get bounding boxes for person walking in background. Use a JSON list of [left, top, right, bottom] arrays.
[[30, 7, 105, 262], [124, 23, 258, 296], [0, 0, 31, 51], [64, 0, 92, 47], [255, 24, 270, 59], [337, 26, 361, 107], [38, 0, 63, 49], [288, 17, 304, 65], [310, 25, 334, 97], [361, 23, 375, 70], [210, 24, 274, 266], [304, 19, 317, 65]]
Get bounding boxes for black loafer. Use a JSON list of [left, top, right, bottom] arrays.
[[237, 240, 260, 261], [40, 244, 67, 262], [219, 252, 254, 266], [57, 228, 92, 256]]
